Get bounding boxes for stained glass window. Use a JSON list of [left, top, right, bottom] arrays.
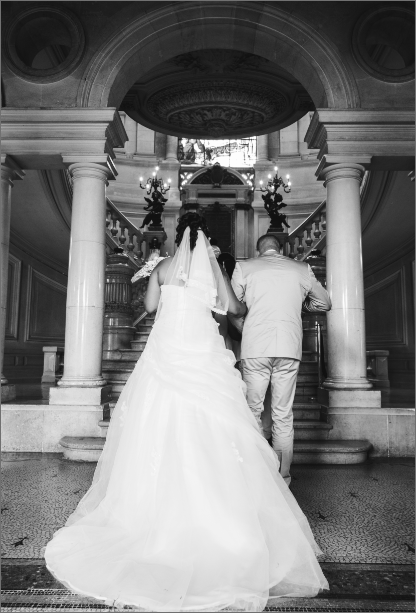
[[178, 137, 257, 167]]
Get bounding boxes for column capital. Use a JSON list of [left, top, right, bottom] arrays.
[[63, 155, 117, 180], [1, 155, 25, 185], [320, 162, 366, 187], [66, 161, 115, 185]]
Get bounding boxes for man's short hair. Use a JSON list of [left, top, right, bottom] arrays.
[[256, 234, 281, 254]]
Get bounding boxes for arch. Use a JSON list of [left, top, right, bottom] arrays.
[[78, 2, 360, 111]]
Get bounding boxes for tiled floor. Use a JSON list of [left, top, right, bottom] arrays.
[[1, 455, 414, 612], [2, 456, 414, 564]]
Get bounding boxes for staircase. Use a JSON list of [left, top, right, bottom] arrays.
[[60, 314, 370, 463]]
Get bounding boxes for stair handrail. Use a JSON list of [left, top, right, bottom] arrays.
[[106, 197, 144, 269], [287, 199, 326, 260]]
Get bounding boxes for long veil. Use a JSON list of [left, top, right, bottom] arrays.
[[156, 226, 229, 319]]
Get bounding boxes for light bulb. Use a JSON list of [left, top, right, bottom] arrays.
[[259, 180, 263, 185], [152, 172, 156, 177], [288, 181, 292, 186], [286, 174, 290, 179], [268, 174, 272, 179], [155, 166, 159, 171], [168, 178, 171, 183], [274, 166, 278, 171], [139, 176, 143, 182], [164, 183, 167, 188]]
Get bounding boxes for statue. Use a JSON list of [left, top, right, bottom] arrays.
[[262, 191, 290, 232], [140, 189, 167, 229]]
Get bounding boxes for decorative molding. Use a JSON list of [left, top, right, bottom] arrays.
[[5, 254, 21, 341], [365, 269, 408, 346], [24, 267, 66, 344], [1, 108, 127, 173], [10, 229, 68, 276], [2, 5, 85, 83], [144, 80, 288, 137], [190, 167, 245, 186], [352, 5, 415, 83], [364, 237, 415, 278], [305, 109, 415, 171], [79, 2, 360, 110]]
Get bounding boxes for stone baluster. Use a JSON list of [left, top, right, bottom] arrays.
[[296, 234, 305, 258], [1, 157, 24, 402], [288, 236, 296, 259], [321, 163, 372, 391], [50, 162, 113, 407], [305, 223, 314, 248], [313, 214, 322, 240]]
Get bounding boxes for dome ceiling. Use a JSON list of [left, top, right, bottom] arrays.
[[120, 49, 314, 138]]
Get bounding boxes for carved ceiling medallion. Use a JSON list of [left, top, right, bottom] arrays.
[[146, 80, 287, 137]]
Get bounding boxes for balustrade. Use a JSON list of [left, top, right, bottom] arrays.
[[105, 198, 144, 267], [286, 200, 326, 260]]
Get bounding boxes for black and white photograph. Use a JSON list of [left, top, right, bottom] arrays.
[[1, 1, 414, 611]]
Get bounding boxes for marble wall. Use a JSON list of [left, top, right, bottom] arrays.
[[364, 248, 415, 389], [4, 244, 67, 395]]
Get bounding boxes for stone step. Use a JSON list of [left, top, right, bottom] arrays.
[[60, 436, 371, 464], [130, 340, 148, 351], [294, 421, 333, 440], [103, 349, 142, 361], [59, 436, 106, 462], [293, 440, 372, 464], [106, 371, 132, 382], [98, 418, 329, 440], [103, 360, 137, 371], [293, 404, 321, 420], [135, 332, 151, 342]]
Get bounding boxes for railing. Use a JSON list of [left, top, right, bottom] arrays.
[[105, 198, 144, 270], [286, 170, 369, 261], [286, 199, 326, 260]]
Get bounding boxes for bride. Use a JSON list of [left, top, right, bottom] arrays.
[[45, 213, 329, 612]]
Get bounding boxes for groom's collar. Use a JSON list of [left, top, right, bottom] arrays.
[[260, 249, 281, 256]]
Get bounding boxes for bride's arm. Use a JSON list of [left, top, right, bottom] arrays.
[[220, 268, 247, 317], [143, 258, 171, 313]]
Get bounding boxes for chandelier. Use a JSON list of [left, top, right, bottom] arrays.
[[139, 166, 171, 195], [258, 166, 291, 194]]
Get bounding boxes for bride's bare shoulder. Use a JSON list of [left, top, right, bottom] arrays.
[[156, 256, 172, 284]]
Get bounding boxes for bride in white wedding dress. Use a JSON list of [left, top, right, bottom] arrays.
[[45, 213, 328, 612]]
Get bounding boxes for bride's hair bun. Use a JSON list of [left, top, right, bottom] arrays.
[[175, 213, 210, 250]]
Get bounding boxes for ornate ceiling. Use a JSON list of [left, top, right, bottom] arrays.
[[121, 49, 314, 138]]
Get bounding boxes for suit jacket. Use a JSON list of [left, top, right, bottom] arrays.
[[231, 253, 331, 360]]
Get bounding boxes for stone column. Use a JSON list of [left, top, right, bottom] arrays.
[[256, 134, 269, 162], [165, 135, 178, 161], [1, 159, 24, 402], [321, 163, 372, 391], [50, 163, 113, 405]]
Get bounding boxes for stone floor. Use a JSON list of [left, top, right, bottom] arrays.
[[1, 455, 415, 612]]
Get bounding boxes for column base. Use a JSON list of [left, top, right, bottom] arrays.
[[58, 377, 107, 388], [1, 383, 16, 403], [50, 384, 112, 406], [318, 387, 381, 409], [323, 376, 373, 390]]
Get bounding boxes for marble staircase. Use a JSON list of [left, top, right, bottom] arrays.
[[59, 313, 371, 463]]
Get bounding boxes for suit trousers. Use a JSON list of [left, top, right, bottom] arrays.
[[240, 357, 300, 485]]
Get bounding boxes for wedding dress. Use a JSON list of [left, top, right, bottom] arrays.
[[45, 228, 328, 612]]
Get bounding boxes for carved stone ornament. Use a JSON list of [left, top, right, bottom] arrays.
[[146, 80, 287, 137]]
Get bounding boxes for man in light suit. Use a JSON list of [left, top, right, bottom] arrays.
[[231, 234, 331, 485]]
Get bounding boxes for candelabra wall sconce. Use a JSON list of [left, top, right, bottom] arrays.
[[258, 166, 291, 194], [256, 166, 292, 233], [139, 166, 171, 195], [139, 166, 171, 230]]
